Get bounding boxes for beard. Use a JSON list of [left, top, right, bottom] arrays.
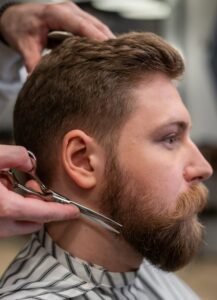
[[101, 156, 208, 272]]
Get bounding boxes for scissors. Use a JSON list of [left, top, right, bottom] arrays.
[[0, 151, 122, 234]]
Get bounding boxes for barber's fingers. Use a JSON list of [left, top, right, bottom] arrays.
[[71, 17, 110, 41], [0, 183, 80, 224], [72, 3, 114, 39], [0, 220, 42, 238], [0, 145, 33, 172], [45, 2, 114, 41], [76, 7, 115, 39]]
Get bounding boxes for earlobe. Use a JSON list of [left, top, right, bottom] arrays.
[[62, 130, 97, 189]]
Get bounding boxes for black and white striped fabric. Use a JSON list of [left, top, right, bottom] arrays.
[[0, 229, 200, 300]]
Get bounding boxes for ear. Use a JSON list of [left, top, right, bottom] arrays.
[[62, 130, 103, 189]]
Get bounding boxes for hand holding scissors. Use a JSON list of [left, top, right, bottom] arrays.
[[0, 145, 79, 237]]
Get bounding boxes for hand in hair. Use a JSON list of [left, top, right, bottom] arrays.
[[0, 145, 79, 237], [0, 1, 114, 72]]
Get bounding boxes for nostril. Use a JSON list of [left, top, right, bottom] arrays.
[[190, 177, 203, 185], [196, 176, 205, 182]]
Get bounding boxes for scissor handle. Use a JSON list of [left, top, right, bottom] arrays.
[[15, 182, 54, 201], [0, 170, 15, 186]]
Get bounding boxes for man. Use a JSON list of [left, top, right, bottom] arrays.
[[0, 32, 212, 299], [0, 0, 114, 237]]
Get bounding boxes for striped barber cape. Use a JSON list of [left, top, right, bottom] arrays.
[[0, 229, 200, 300]]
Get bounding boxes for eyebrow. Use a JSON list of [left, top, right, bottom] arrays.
[[154, 120, 192, 134], [168, 121, 190, 131]]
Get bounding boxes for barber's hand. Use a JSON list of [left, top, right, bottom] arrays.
[[0, 145, 79, 238], [0, 2, 114, 72]]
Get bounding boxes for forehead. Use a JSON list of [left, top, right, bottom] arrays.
[[127, 73, 191, 130]]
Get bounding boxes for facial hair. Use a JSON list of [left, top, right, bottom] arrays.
[[101, 156, 208, 272]]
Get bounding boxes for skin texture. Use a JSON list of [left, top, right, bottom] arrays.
[[47, 73, 213, 272], [0, 2, 114, 72], [0, 2, 113, 237]]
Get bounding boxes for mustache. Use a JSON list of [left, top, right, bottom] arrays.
[[172, 183, 208, 220]]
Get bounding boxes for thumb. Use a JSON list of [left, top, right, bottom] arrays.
[[23, 48, 41, 73], [19, 37, 42, 72]]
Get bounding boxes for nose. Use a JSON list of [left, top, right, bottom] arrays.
[[184, 141, 213, 183]]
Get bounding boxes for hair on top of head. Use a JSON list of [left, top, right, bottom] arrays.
[[14, 32, 184, 184]]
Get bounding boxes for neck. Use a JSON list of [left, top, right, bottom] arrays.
[[46, 213, 142, 272]]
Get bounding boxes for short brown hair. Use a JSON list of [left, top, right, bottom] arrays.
[[14, 32, 184, 183]]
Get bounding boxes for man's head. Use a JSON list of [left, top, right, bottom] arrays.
[[14, 32, 212, 272]]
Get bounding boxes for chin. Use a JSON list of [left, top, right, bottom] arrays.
[[125, 214, 204, 272], [154, 217, 204, 272]]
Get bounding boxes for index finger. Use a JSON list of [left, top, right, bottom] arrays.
[[78, 9, 115, 39], [0, 145, 33, 171]]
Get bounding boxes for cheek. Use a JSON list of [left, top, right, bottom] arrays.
[[125, 156, 184, 210], [152, 170, 182, 211]]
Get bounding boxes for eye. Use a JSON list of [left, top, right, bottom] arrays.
[[164, 134, 178, 144], [162, 133, 181, 149]]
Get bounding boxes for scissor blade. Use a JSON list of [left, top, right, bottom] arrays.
[[51, 192, 122, 234], [82, 214, 120, 234]]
